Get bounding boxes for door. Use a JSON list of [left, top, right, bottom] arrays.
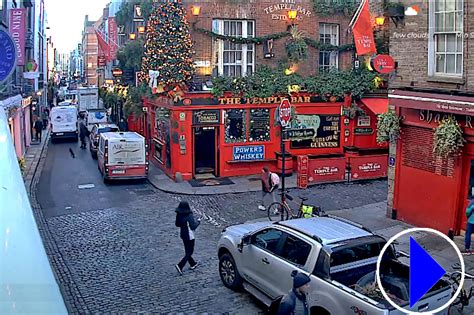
[[461, 159, 474, 230], [194, 126, 216, 176], [241, 228, 285, 297]]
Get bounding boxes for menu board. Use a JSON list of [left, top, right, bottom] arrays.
[[249, 108, 270, 142], [290, 114, 340, 149]]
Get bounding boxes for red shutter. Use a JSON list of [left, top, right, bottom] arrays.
[[401, 126, 455, 177]]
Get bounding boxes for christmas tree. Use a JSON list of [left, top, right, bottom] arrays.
[[141, 0, 195, 93]]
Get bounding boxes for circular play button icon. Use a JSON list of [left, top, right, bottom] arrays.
[[376, 228, 465, 314]]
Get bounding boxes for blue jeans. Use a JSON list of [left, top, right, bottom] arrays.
[[465, 223, 474, 250]]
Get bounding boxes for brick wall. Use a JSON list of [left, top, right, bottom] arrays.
[[183, 0, 357, 80], [389, 1, 474, 92]]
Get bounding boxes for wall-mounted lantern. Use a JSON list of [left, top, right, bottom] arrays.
[[129, 33, 136, 40], [191, 6, 201, 16]]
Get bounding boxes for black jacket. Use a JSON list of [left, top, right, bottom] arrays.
[[79, 121, 88, 139], [34, 120, 43, 131], [175, 202, 200, 241], [277, 289, 308, 315]]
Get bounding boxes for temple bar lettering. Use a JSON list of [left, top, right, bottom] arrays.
[[218, 96, 312, 105]]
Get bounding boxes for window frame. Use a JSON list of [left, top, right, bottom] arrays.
[[224, 108, 272, 145], [213, 19, 255, 77], [251, 228, 285, 255], [428, 0, 464, 77], [279, 232, 313, 267], [319, 23, 340, 71]]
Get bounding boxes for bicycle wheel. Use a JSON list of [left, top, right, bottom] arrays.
[[267, 202, 289, 221]]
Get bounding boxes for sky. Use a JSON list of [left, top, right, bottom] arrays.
[[45, 0, 111, 53]]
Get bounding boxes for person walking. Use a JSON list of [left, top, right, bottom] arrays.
[[277, 272, 311, 315], [34, 118, 44, 142], [79, 119, 89, 149], [175, 201, 201, 275], [259, 167, 279, 210], [463, 199, 474, 255]]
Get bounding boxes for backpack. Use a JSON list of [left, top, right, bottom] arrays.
[[270, 172, 280, 187], [301, 205, 314, 218]]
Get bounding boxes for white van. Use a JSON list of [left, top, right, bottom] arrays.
[[50, 105, 78, 142], [97, 132, 148, 182]]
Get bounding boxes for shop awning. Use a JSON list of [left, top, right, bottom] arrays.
[[361, 98, 388, 115]]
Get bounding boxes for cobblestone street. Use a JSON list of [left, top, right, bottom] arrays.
[[36, 140, 388, 313]]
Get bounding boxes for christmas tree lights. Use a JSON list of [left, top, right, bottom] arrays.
[[141, 0, 195, 93]]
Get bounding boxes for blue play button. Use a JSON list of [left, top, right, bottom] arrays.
[[409, 237, 446, 307]]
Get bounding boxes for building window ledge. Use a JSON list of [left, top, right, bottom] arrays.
[[427, 76, 465, 85]]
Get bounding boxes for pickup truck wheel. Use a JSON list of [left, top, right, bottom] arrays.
[[219, 253, 242, 290]]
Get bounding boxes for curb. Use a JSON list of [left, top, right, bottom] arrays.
[[26, 133, 88, 314]]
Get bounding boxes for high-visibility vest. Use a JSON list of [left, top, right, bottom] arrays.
[[301, 205, 313, 218]]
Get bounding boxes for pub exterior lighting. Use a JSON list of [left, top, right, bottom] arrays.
[[129, 33, 136, 40], [375, 16, 385, 26], [191, 6, 201, 16], [288, 10, 297, 21]]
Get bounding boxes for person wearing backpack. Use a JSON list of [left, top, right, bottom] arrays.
[[258, 167, 280, 211], [463, 199, 474, 255]]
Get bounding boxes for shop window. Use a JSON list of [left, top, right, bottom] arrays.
[[212, 19, 255, 77], [468, 160, 474, 199], [225, 109, 246, 143], [319, 23, 339, 71], [249, 109, 270, 142], [429, 0, 463, 76]]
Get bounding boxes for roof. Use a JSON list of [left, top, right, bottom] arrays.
[[360, 98, 388, 115], [96, 123, 118, 129], [279, 217, 372, 245], [101, 131, 144, 140]]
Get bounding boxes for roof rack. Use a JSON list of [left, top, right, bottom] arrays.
[[325, 214, 372, 234], [275, 222, 323, 244]]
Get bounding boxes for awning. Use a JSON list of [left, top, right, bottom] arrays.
[[360, 98, 388, 115]]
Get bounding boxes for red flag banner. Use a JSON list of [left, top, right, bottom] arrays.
[[95, 29, 110, 61], [352, 0, 377, 56]]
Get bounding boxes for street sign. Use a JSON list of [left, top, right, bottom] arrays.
[[0, 28, 17, 83], [286, 128, 315, 140], [278, 98, 292, 127], [112, 68, 123, 77]]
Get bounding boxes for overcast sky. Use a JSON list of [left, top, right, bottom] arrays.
[[45, 0, 110, 53]]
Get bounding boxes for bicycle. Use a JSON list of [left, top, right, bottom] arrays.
[[266, 190, 325, 221], [447, 263, 474, 314]]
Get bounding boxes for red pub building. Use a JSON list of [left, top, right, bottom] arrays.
[[388, 0, 474, 235], [128, 0, 389, 184]]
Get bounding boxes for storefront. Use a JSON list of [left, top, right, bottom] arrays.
[[1, 95, 32, 158], [390, 90, 474, 234], [140, 92, 388, 184]]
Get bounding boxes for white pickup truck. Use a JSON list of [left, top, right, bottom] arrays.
[[217, 217, 452, 314]]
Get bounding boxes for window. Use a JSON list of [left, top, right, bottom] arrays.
[[468, 160, 474, 199], [319, 23, 339, 71], [249, 109, 270, 142], [252, 229, 283, 254], [213, 19, 255, 77], [330, 242, 384, 268], [225, 109, 246, 143], [280, 233, 312, 266], [429, 0, 463, 76]]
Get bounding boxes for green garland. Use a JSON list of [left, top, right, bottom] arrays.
[[192, 23, 354, 53], [211, 66, 376, 100], [312, 0, 359, 16]]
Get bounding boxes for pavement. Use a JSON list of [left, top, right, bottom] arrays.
[[23, 129, 49, 192], [24, 135, 474, 313], [148, 164, 298, 195]]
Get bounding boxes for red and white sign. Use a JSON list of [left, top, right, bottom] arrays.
[[372, 55, 396, 74], [108, 17, 118, 60], [279, 98, 292, 127], [350, 155, 387, 180], [351, 0, 377, 56], [308, 158, 346, 183], [9, 8, 27, 66], [297, 155, 309, 189]]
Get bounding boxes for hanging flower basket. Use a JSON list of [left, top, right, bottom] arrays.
[[377, 111, 401, 144], [433, 116, 465, 157], [343, 102, 365, 120]]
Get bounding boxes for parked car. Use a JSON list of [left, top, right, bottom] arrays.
[[217, 217, 452, 315], [97, 132, 148, 183], [50, 105, 78, 143], [89, 123, 119, 158]]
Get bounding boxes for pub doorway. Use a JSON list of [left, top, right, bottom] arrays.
[[194, 126, 217, 178]]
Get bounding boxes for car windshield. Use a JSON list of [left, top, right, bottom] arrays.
[[98, 127, 118, 133]]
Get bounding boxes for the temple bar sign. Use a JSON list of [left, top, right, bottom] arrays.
[[219, 96, 311, 105], [263, 1, 312, 21]]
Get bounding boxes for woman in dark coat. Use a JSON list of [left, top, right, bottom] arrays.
[[175, 201, 200, 275]]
